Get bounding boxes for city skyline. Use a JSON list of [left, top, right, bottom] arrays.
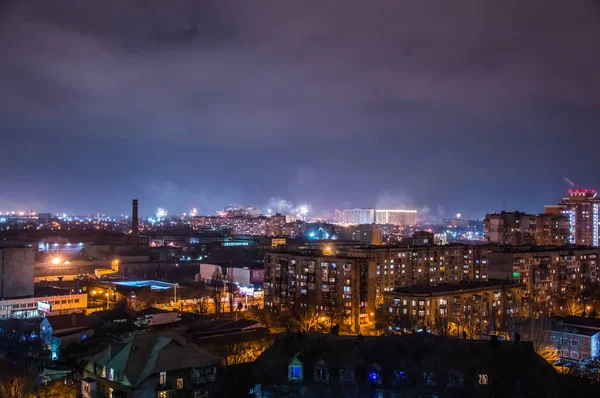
[[2, 0, 599, 219]]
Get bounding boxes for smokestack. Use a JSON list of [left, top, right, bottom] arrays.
[[132, 199, 139, 251]]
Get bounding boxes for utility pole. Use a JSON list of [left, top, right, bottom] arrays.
[[174, 284, 178, 307]]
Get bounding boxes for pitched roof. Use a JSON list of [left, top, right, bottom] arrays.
[[88, 331, 222, 387], [549, 316, 600, 336], [45, 313, 90, 331], [253, 332, 554, 388]]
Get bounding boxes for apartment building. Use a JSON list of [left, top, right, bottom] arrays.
[[552, 189, 600, 246], [383, 280, 525, 333], [535, 213, 570, 246], [484, 211, 570, 247], [263, 251, 376, 333], [492, 247, 600, 304], [345, 245, 494, 304], [484, 212, 537, 245]]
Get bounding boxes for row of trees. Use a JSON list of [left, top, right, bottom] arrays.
[[126, 269, 244, 315], [244, 300, 343, 334]]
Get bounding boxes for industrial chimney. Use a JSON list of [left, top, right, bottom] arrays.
[[132, 199, 139, 251]]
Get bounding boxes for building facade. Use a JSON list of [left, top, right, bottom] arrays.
[[552, 189, 600, 246], [483, 212, 537, 245], [534, 213, 570, 246], [334, 224, 383, 245], [503, 247, 600, 305], [484, 211, 570, 246], [345, 245, 495, 304], [375, 210, 417, 226], [340, 208, 376, 225], [382, 281, 525, 333], [0, 246, 35, 298], [546, 316, 600, 362], [264, 251, 376, 333], [0, 290, 88, 319]]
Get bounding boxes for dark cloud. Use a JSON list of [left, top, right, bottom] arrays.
[[0, 0, 599, 217]]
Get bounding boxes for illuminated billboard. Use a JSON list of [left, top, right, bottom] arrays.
[[38, 301, 52, 313]]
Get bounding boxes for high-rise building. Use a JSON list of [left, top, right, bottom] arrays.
[[266, 214, 286, 236], [491, 247, 600, 305], [0, 246, 35, 298], [339, 208, 418, 226], [549, 189, 600, 246], [534, 213, 570, 246], [334, 224, 383, 245], [383, 280, 524, 332], [340, 208, 375, 224], [483, 212, 537, 245], [375, 209, 417, 226], [484, 211, 570, 247], [264, 251, 376, 333]]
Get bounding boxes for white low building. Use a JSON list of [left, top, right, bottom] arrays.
[[0, 289, 88, 319]]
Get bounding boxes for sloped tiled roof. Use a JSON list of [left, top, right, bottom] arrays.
[[88, 331, 222, 387]]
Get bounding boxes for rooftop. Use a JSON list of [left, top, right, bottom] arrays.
[[86, 331, 221, 388], [45, 312, 91, 331], [549, 316, 600, 336], [252, 332, 573, 394]]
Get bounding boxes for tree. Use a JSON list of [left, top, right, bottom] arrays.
[[216, 340, 268, 366], [321, 300, 343, 333], [292, 304, 320, 333], [433, 313, 451, 337], [0, 360, 35, 398], [209, 268, 224, 314], [130, 286, 161, 311], [190, 293, 209, 315], [225, 276, 237, 313], [566, 300, 582, 316], [537, 345, 559, 365], [246, 307, 274, 331], [35, 380, 77, 398]]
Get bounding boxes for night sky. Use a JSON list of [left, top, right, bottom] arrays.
[[1, 1, 599, 219]]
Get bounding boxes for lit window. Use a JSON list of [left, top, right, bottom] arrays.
[[315, 367, 326, 380], [177, 378, 183, 389], [289, 366, 302, 380], [479, 374, 488, 385], [158, 392, 167, 398], [108, 368, 114, 381], [395, 370, 407, 382], [108, 387, 113, 398], [160, 371, 167, 385], [369, 371, 381, 383]]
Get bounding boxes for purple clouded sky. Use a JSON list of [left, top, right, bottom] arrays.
[[1, 0, 599, 218]]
